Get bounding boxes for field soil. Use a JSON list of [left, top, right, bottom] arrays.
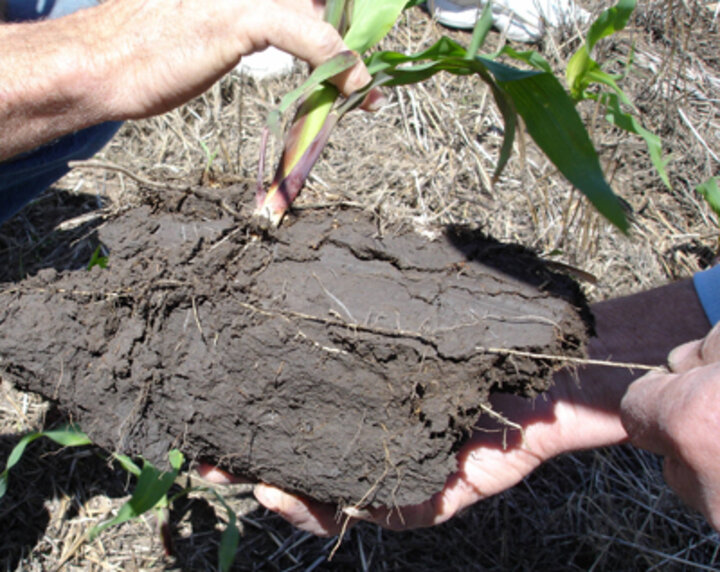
[[0, 188, 589, 506]]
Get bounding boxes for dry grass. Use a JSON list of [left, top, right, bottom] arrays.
[[2, 0, 720, 569]]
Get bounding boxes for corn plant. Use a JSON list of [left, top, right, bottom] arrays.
[[698, 176, 720, 218], [697, 176, 720, 253], [255, 0, 629, 232], [1, 426, 241, 571], [0, 423, 92, 499], [91, 450, 241, 571], [503, 0, 671, 189]]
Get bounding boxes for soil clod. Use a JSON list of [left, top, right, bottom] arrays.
[[0, 189, 590, 506]]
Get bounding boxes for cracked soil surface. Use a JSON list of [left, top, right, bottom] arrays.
[[0, 188, 590, 506]]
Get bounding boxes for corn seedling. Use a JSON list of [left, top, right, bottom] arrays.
[[93, 451, 241, 571], [255, 0, 629, 232], [0, 424, 241, 570], [87, 244, 109, 270], [199, 139, 220, 183], [697, 176, 720, 218], [0, 423, 92, 499], [697, 175, 720, 252], [503, 0, 671, 189]]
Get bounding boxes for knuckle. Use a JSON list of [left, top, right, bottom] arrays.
[[314, 22, 343, 58]]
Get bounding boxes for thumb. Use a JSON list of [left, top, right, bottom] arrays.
[[620, 370, 677, 456]]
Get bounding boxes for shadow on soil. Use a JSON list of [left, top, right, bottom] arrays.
[[0, 188, 109, 284]]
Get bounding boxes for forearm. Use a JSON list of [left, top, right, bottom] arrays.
[[545, 279, 711, 454], [1, 0, 373, 164], [0, 5, 117, 161]]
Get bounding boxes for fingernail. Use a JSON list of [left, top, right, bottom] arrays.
[[364, 90, 389, 112]]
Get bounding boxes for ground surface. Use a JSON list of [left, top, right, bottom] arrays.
[[1, 0, 719, 569]]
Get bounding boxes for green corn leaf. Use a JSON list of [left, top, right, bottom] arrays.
[[0, 433, 42, 499], [697, 176, 720, 217], [365, 37, 627, 230], [584, 66, 634, 108], [495, 45, 553, 74], [599, 92, 670, 189], [482, 58, 628, 231], [89, 452, 182, 540], [343, 0, 409, 53], [212, 491, 241, 572], [585, 0, 636, 52], [168, 449, 184, 471], [567, 0, 636, 99], [324, 0, 352, 34], [43, 424, 92, 447], [113, 453, 142, 477], [0, 424, 91, 499], [219, 516, 240, 572], [466, 1, 494, 60], [488, 81, 517, 182], [266, 52, 357, 136]]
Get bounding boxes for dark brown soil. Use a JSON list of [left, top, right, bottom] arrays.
[[0, 187, 590, 507]]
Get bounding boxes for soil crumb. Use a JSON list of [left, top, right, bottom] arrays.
[[0, 188, 590, 506]]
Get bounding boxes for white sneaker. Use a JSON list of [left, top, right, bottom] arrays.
[[427, 0, 590, 42], [235, 46, 295, 80]]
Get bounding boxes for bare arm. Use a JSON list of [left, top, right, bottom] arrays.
[[0, 0, 374, 161]]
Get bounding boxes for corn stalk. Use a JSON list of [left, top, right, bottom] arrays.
[[254, 0, 632, 232]]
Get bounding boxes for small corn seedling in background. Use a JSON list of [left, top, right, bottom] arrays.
[[506, 0, 671, 189], [1, 428, 241, 571], [255, 0, 639, 232], [697, 176, 720, 254]]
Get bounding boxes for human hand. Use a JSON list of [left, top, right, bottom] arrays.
[[250, 371, 632, 536], [202, 282, 713, 536], [93, 0, 379, 120], [621, 323, 720, 530]]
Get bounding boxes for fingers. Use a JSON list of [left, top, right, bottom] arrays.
[[254, 483, 350, 537], [248, 3, 372, 97], [195, 463, 253, 485], [620, 370, 678, 456]]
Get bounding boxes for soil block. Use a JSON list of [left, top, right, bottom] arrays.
[[0, 188, 591, 507]]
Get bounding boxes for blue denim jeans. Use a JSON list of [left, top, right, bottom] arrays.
[[0, 0, 123, 226]]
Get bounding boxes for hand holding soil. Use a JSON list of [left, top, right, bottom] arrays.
[[227, 281, 719, 534], [250, 380, 623, 536]]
